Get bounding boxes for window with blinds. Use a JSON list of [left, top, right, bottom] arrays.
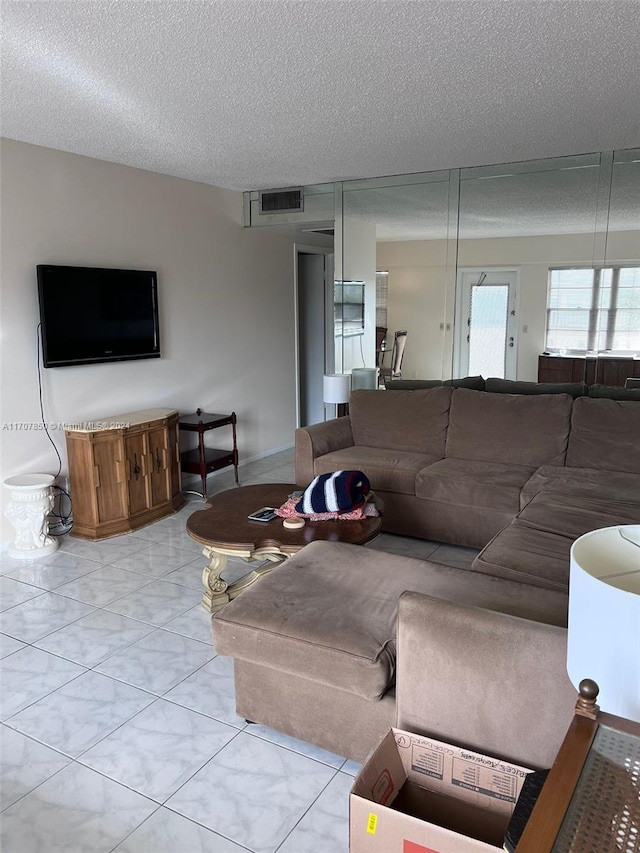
[[376, 271, 389, 328], [546, 266, 640, 353]]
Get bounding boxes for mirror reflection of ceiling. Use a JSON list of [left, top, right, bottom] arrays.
[[343, 155, 640, 242]]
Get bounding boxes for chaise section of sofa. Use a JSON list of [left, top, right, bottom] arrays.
[[212, 540, 570, 762], [474, 395, 640, 589]]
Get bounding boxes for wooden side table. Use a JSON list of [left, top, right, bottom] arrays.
[[179, 409, 238, 498], [515, 680, 640, 852]]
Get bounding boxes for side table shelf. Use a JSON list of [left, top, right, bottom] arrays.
[[179, 409, 238, 498]]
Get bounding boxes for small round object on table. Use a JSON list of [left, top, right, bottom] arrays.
[[283, 517, 305, 529]]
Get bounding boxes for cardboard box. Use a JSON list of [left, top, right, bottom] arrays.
[[350, 728, 532, 853]]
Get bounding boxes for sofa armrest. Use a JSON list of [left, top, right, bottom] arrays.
[[396, 591, 576, 769], [295, 416, 354, 486]]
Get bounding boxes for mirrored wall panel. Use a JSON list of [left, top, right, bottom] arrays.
[[244, 146, 639, 400], [335, 170, 458, 380]]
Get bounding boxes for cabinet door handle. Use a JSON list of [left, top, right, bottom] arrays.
[[133, 453, 140, 479], [156, 449, 162, 472]]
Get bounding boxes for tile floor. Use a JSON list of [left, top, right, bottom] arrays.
[[0, 448, 479, 853]]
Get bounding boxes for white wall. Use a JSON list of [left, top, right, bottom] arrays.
[[378, 231, 640, 381], [0, 139, 314, 533], [376, 240, 453, 380], [334, 216, 376, 374]]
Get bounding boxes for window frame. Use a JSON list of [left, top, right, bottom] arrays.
[[545, 264, 640, 355]]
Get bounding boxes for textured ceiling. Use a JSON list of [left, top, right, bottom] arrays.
[[2, 1, 639, 192]]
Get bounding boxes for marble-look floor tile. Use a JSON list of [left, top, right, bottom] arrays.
[[367, 533, 441, 560], [0, 577, 44, 610], [341, 758, 362, 777], [0, 725, 70, 810], [34, 609, 156, 667], [95, 629, 215, 694], [0, 633, 26, 659], [163, 655, 245, 728], [58, 533, 150, 563], [0, 761, 156, 853], [163, 560, 204, 590], [0, 592, 96, 643], [162, 603, 213, 644], [277, 770, 352, 853], [104, 579, 200, 626], [223, 560, 256, 584], [80, 699, 237, 802], [166, 732, 336, 853], [149, 529, 203, 552], [429, 543, 481, 569], [247, 724, 345, 769], [112, 543, 196, 577], [113, 807, 247, 852], [4, 551, 104, 590], [54, 565, 154, 606], [6, 670, 155, 757], [0, 647, 85, 720], [259, 465, 294, 482]]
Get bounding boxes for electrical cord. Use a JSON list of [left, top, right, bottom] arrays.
[[37, 323, 62, 479], [37, 323, 73, 533]]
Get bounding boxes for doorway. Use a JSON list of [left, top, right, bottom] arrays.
[[454, 268, 519, 380], [295, 247, 334, 427]]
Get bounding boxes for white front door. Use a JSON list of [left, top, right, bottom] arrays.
[[454, 268, 519, 379]]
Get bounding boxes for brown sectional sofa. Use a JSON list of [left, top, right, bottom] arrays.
[[295, 387, 640, 591], [211, 384, 639, 766]]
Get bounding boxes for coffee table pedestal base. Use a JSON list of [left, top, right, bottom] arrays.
[[200, 545, 288, 613]]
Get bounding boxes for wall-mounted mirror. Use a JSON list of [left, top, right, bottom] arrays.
[[245, 146, 639, 398], [335, 170, 457, 381]]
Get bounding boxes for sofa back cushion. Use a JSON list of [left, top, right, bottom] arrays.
[[486, 378, 587, 397], [446, 388, 573, 466], [386, 376, 485, 391], [349, 387, 452, 455], [588, 384, 640, 401], [566, 397, 640, 472]]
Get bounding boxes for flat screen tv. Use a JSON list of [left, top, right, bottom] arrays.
[[37, 265, 160, 368]]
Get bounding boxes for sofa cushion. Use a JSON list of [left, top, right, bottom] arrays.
[[588, 384, 640, 401], [473, 523, 574, 592], [211, 541, 569, 702], [445, 389, 573, 467], [474, 491, 640, 591], [517, 491, 640, 539], [566, 397, 640, 473], [315, 446, 439, 495], [485, 378, 587, 397], [415, 458, 535, 513], [386, 376, 486, 391], [521, 465, 640, 508], [348, 387, 451, 455]]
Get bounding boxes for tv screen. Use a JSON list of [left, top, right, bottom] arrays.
[[37, 265, 160, 368]]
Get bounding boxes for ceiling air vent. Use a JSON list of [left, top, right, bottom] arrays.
[[259, 187, 304, 214]]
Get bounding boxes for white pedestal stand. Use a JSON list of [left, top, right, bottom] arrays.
[[3, 474, 59, 560]]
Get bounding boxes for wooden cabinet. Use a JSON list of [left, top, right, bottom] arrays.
[[538, 354, 640, 386], [65, 408, 183, 540]]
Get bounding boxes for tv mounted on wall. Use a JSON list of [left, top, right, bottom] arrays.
[[37, 265, 161, 368]]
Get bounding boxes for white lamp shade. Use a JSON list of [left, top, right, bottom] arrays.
[[567, 525, 640, 721], [323, 373, 351, 404], [351, 368, 378, 391]]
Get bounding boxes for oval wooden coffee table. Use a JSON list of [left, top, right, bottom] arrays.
[[186, 483, 382, 612]]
